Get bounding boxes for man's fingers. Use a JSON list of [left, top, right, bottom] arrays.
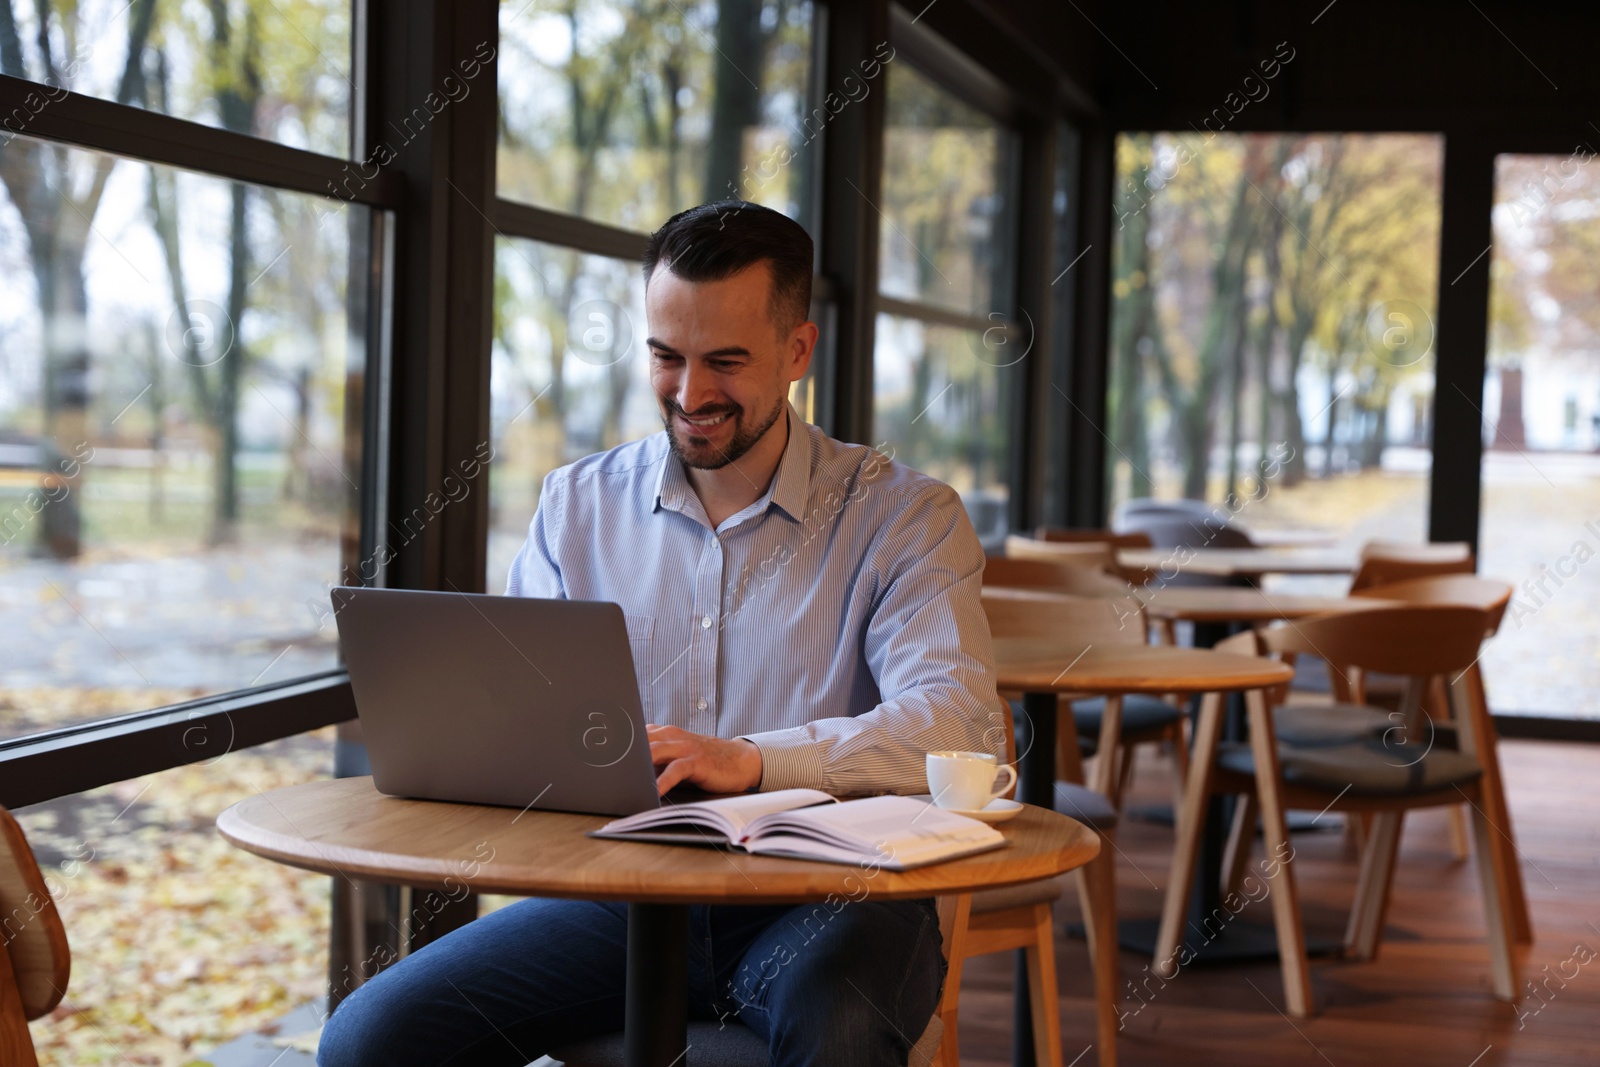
[[649, 738, 696, 765], [656, 757, 695, 795]]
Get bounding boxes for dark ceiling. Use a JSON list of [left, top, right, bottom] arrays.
[[971, 0, 1598, 143]]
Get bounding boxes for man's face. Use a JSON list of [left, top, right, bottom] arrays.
[[645, 262, 815, 470]]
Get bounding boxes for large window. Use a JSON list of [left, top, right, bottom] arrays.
[[1105, 133, 1443, 560], [1, 0, 352, 154], [497, 0, 817, 231], [1, 1, 366, 1061], [0, 137, 365, 740], [871, 59, 1020, 545], [1479, 152, 1600, 718], [488, 0, 820, 592], [20, 730, 334, 1063]]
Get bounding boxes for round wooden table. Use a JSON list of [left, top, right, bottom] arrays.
[[218, 776, 1100, 1067], [992, 641, 1294, 970]]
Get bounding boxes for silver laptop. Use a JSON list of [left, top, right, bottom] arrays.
[[330, 587, 662, 817]]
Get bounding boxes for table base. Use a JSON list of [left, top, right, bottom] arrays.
[[626, 903, 689, 1067]]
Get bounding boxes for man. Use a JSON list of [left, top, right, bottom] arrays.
[[318, 201, 1003, 1066]]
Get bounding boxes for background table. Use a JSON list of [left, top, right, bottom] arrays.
[[991, 642, 1292, 1053], [1118, 546, 1356, 579], [218, 776, 1100, 1067], [1138, 587, 1397, 624]]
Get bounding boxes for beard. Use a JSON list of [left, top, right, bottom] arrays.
[[662, 394, 786, 471]]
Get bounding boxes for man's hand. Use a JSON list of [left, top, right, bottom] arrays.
[[647, 724, 763, 795]]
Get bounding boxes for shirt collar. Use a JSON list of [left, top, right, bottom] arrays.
[[652, 402, 811, 523]]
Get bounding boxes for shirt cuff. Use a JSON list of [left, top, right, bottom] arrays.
[[741, 727, 825, 792]]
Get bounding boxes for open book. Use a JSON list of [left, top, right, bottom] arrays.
[[592, 788, 1008, 870]]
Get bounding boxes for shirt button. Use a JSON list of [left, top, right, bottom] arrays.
[[701, 615, 713, 629], [697, 698, 708, 711]]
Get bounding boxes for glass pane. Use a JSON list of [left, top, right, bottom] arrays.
[[879, 61, 1017, 317], [1479, 152, 1600, 718], [1, 0, 351, 156], [0, 132, 365, 739], [20, 730, 334, 1063], [497, 0, 818, 232], [488, 238, 656, 594], [871, 313, 1014, 546], [1105, 132, 1443, 567]]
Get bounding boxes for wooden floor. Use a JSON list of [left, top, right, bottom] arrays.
[[955, 739, 1600, 1067]]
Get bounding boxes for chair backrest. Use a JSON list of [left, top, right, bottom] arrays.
[[983, 556, 1133, 599], [1032, 527, 1154, 550], [1354, 574, 1513, 636], [1112, 497, 1218, 526], [1001, 534, 1115, 570], [980, 587, 1147, 650], [1256, 604, 1490, 679], [1349, 541, 1475, 592], [1117, 512, 1256, 551], [1, 806, 70, 1031]]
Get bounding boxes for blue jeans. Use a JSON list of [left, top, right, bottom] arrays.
[[317, 896, 945, 1066]]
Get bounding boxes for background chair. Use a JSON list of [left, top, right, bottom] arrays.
[[1352, 574, 1530, 942], [1002, 535, 1117, 573], [1157, 606, 1519, 1016], [1349, 541, 1474, 593], [964, 593, 1125, 1067], [982, 587, 1184, 808], [1112, 513, 1257, 593], [1, 806, 72, 1067], [1030, 528, 1156, 586]]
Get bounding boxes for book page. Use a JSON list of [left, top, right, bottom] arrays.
[[600, 787, 833, 838], [747, 795, 1003, 860]]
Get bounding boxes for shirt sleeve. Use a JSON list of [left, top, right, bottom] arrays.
[[741, 483, 1006, 795], [505, 471, 567, 599]]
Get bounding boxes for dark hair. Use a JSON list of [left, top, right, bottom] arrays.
[[642, 201, 814, 332]]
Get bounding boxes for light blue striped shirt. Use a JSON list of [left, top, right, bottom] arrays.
[[505, 404, 1005, 795]]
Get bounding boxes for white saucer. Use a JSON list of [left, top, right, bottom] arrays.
[[910, 795, 1024, 824]]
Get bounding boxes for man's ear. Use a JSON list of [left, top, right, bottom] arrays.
[[787, 320, 819, 383]]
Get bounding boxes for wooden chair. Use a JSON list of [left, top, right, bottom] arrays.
[[1031, 527, 1152, 550], [981, 579, 1186, 807], [1349, 541, 1474, 592], [1030, 528, 1156, 586], [1, 806, 71, 1067], [1353, 574, 1530, 943], [981, 588, 1182, 808], [1156, 606, 1520, 1016], [1003, 535, 1117, 573], [984, 556, 1134, 600], [947, 596, 1123, 1067], [1344, 551, 1480, 860]]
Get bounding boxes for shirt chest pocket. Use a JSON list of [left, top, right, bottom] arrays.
[[623, 614, 655, 717]]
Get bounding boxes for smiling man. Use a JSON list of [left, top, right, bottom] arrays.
[[317, 202, 1003, 1067]]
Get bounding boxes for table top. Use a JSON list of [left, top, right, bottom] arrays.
[[1137, 587, 1399, 622], [1242, 528, 1340, 548], [992, 641, 1293, 694], [1117, 546, 1356, 577], [216, 777, 1101, 904]]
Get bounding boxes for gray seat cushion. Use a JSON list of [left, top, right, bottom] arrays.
[[1053, 781, 1118, 831], [544, 1012, 942, 1066], [972, 873, 1068, 914], [1215, 740, 1483, 797], [1071, 694, 1184, 736], [1274, 703, 1393, 747]]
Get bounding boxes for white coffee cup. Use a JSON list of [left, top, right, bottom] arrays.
[[925, 750, 1017, 811]]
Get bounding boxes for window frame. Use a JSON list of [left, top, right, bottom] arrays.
[[0, 0, 1103, 798]]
